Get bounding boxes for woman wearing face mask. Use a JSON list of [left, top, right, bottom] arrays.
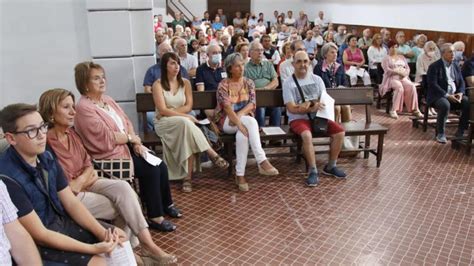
[[152, 53, 229, 192], [452, 41, 466, 68], [415, 41, 440, 83]]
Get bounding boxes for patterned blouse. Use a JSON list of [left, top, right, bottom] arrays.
[[214, 77, 256, 130]]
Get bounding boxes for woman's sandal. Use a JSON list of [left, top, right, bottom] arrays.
[[182, 179, 192, 193], [141, 249, 178, 265], [235, 176, 249, 192], [211, 155, 229, 169]]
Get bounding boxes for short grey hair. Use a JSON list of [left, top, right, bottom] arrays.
[[249, 40, 262, 51], [321, 42, 338, 58], [415, 34, 427, 43], [423, 41, 436, 51], [290, 40, 305, 52], [440, 43, 454, 55], [206, 44, 221, 55], [452, 41, 465, 50], [224, 53, 243, 78]]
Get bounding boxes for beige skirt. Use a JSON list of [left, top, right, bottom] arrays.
[[154, 116, 210, 180]]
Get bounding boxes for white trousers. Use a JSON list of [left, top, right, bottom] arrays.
[[346, 69, 371, 86], [223, 116, 267, 176]]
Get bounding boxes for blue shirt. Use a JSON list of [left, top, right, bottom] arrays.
[[0, 147, 68, 226], [143, 60, 189, 87], [195, 63, 226, 91]]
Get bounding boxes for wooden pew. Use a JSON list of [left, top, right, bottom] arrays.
[[136, 88, 389, 173]]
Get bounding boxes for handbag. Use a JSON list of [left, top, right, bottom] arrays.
[[93, 158, 134, 182], [197, 121, 224, 152], [292, 74, 328, 135]]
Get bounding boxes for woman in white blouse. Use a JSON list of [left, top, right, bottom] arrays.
[[367, 33, 387, 84]]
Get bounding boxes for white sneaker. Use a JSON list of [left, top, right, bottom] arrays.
[[389, 111, 398, 119], [201, 161, 213, 168]]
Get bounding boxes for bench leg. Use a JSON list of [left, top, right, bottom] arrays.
[[225, 143, 234, 177], [376, 133, 385, 168], [364, 134, 371, 159]]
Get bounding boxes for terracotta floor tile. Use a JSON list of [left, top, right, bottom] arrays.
[[143, 106, 472, 264]]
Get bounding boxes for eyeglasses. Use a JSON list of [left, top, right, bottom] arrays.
[[13, 122, 48, 139]]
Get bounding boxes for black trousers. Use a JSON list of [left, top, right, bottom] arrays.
[[433, 96, 470, 135], [130, 149, 173, 219]]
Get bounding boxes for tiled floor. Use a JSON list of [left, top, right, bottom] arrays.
[[147, 106, 473, 265]]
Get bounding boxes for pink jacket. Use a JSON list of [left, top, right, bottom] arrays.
[[379, 55, 411, 96], [74, 95, 132, 160]]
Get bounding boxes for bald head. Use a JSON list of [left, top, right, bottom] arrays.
[[158, 42, 173, 58], [292, 51, 310, 78]]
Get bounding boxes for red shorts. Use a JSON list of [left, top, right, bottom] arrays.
[[290, 119, 345, 136]]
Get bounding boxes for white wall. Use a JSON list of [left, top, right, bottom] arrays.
[[156, 0, 473, 34], [0, 0, 91, 107]]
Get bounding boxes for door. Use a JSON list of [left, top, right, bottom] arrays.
[[207, 0, 251, 26]]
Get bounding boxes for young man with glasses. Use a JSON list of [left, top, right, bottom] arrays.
[[0, 103, 126, 265]]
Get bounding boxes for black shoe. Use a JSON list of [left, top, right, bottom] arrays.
[[165, 206, 183, 218], [148, 219, 176, 232]]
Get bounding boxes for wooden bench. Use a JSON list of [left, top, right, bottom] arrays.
[[136, 87, 389, 173]]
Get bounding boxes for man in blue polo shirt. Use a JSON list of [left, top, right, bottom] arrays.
[[196, 44, 226, 91], [0, 103, 125, 265]]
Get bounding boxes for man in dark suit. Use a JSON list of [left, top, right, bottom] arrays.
[[427, 43, 470, 144]]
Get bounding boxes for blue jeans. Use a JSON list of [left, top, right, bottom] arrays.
[[255, 107, 282, 127]]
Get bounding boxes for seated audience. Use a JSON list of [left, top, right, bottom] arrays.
[[280, 40, 306, 82], [171, 12, 186, 31], [255, 19, 267, 35], [314, 42, 351, 123], [212, 15, 224, 31], [247, 13, 258, 40], [411, 34, 427, 63], [381, 28, 391, 50], [0, 180, 41, 265], [244, 41, 281, 128], [235, 42, 250, 64], [283, 51, 347, 186], [0, 103, 128, 265], [334, 25, 347, 46], [462, 55, 474, 87], [295, 11, 308, 32], [152, 53, 229, 192], [269, 26, 278, 43], [196, 44, 225, 91], [312, 25, 324, 46], [191, 16, 203, 32], [358, 28, 372, 50], [154, 14, 168, 32], [415, 41, 440, 83], [367, 33, 387, 84], [214, 53, 279, 192], [38, 89, 179, 264], [233, 11, 244, 29], [324, 31, 335, 44], [278, 41, 293, 75], [274, 15, 285, 33], [314, 11, 330, 32], [261, 34, 281, 67], [284, 10, 295, 27], [73, 63, 182, 237], [303, 30, 318, 59], [452, 41, 466, 68], [175, 37, 198, 78], [395, 31, 415, 63], [342, 35, 371, 86], [380, 41, 422, 119], [221, 33, 233, 60], [277, 24, 291, 47], [427, 43, 469, 143]]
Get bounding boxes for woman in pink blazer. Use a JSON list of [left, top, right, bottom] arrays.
[[379, 41, 422, 119]]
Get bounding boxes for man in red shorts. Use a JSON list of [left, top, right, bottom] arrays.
[[282, 51, 346, 186]]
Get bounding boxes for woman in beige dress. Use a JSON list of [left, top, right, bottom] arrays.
[[152, 52, 229, 192]]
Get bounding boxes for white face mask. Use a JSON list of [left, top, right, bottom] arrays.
[[211, 54, 222, 65], [426, 51, 435, 57]]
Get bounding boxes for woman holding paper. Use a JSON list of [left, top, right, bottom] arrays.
[[39, 88, 178, 264], [72, 62, 183, 235], [152, 52, 229, 192], [214, 53, 279, 192], [342, 35, 372, 86], [380, 41, 422, 119]]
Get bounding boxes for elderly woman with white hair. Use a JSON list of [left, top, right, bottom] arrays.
[[214, 53, 279, 192], [411, 34, 427, 63], [415, 41, 440, 83], [452, 41, 466, 68]]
